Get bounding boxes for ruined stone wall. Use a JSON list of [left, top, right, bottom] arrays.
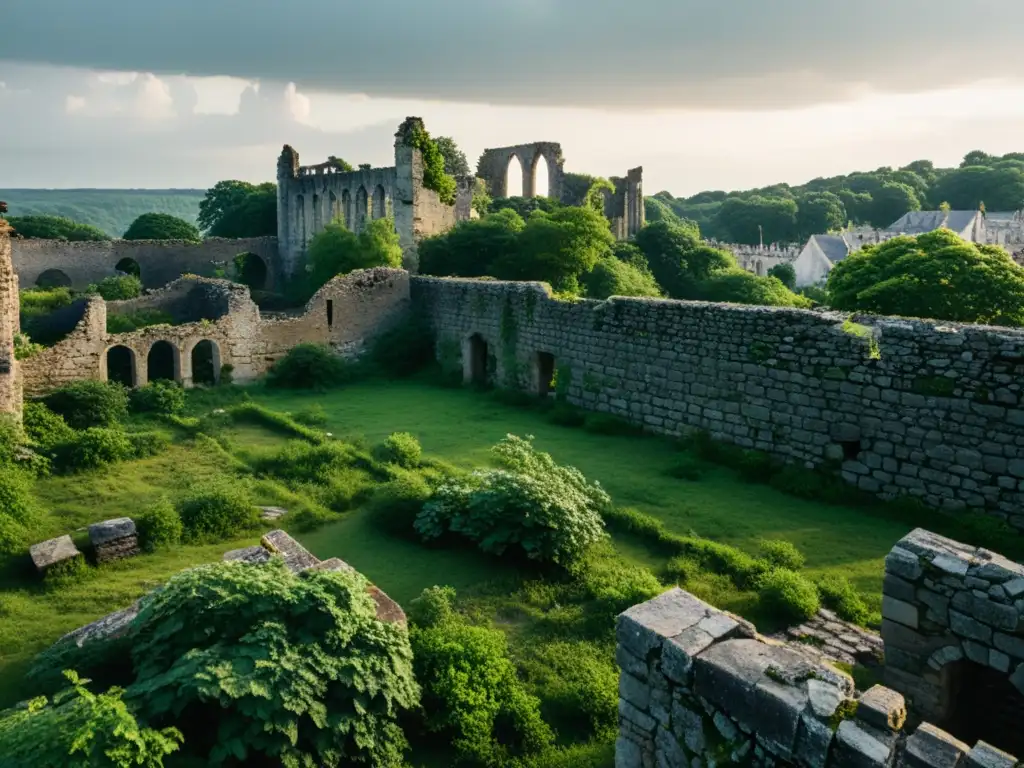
[[0, 228, 22, 417], [20, 297, 108, 395], [107, 276, 238, 324], [711, 241, 802, 276], [605, 167, 645, 240], [11, 236, 280, 292], [615, 586, 1019, 768], [881, 528, 1024, 753], [412, 278, 1024, 522], [477, 142, 565, 200]]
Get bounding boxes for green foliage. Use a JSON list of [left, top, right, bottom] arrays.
[[583, 255, 662, 299], [435, 136, 471, 177], [815, 574, 870, 625], [291, 403, 327, 426], [767, 262, 797, 289], [126, 431, 170, 459], [378, 432, 422, 468], [758, 539, 806, 571], [715, 195, 799, 244], [489, 196, 563, 220], [795, 192, 846, 238], [827, 229, 1024, 325], [408, 585, 458, 629], [306, 216, 402, 291], [130, 380, 185, 415], [5, 214, 111, 241], [411, 614, 552, 765], [0, 468, 42, 555], [582, 413, 642, 436], [665, 456, 705, 481], [402, 122, 457, 205], [0, 670, 183, 767], [471, 177, 492, 217], [518, 640, 618, 736], [55, 427, 133, 472], [44, 380, 129, 429], [106, 308, 174, 334], [85, 274, 143, 301], [757, 568, 821, 623], [21, 401, 76, 452], [123, 212, 201, 242], [634, 220, 729, 298], [197, 180, 277, 238], [136, 497, 183, 552], [176, 478, 257, 542], [20, 286, 73, 316], [13, 332, 44, 360], [870, 182, 920, 226], [700, 269, 812, 308], [416, 435, 609, 566], [419, 209, 524, 278], [126, 559, 420, 766], [265, 343, 356, 389], [365, 313, 436, 377]]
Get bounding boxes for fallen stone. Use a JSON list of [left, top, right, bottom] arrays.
[[258, 506, 288, 521], [29, 535, 81, 573], [904, 722, 969, 768], [965, 741, 1018, 768], [88, 517, 136, 548], [855, 685, 906, 732], [223, 545, 272, 565]]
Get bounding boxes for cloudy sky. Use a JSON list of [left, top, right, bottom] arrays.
[[3, 0, 1024, 196]]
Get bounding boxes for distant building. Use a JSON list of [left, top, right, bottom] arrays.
[[887, 210, 985, 240], [792, 230, 896, 287]]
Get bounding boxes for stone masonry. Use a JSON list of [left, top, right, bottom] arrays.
[[615, 586, 1020, 768], [89, 518, 140, 564], [0, 227, 21, 418], [413, 278, 1024, 522], [881, 528, 1024, 754]]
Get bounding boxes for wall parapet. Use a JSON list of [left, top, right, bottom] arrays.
[[615, 587, 1020, 768], [411, 276, 1024, 522]]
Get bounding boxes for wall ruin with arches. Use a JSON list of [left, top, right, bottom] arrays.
[[476, 142, 566, 201], [10, 236, 280, 292]]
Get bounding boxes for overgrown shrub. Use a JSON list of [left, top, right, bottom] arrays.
[[0, 468, 41, 555], [408, 585, 458, 628], [411, 619, 553, 765], [176, 479, 258, 541], [44, 380, 129, 429], [519, 640, 618, 736], [309, 467, 375, 512], [366, 314, 435, 377], [85, 274, 143, 301], [0, 413, 21, 466], [758, 539, 806, 571], [106, 309, 174, 334], [0, 670, 183, 767], [22, 401, 76, 451], [126, 559, 420, 766], [54, 427, 133, 472], [816, 574, 870, 625], [251, 439, 379, 486], [416, 435, 609, 566], [127, 431, 170, 458], [367, 473, 433, 537], [757, 568, 821, 623], [377, 431, 422, 468], [136, 497, 183, 551], [130, 380, 185, 415], [265, 343, 355, 389], [571, 542, 663, 625], [291, 403, 327, 426]]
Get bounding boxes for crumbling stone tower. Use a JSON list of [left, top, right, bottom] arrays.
[[0, 224, 23, 417]]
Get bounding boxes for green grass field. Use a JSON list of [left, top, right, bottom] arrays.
[[0, 379, 911, 711]]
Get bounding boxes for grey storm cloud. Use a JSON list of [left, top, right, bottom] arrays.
[[4, 0, 1024, 109]]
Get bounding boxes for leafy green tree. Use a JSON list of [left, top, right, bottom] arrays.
[[700, 270, 812, 308], [7, 214, 110, 241], [502, 206, 614, 292], [869, 182, 920, 227], [434, 136, 471, 177], [198, 181, 277, 238], [961, 150, 992, 168], [714, 196, 799, 245], [307, 217, 402, 290], [123, 213, 201, 242], [85, 275, 143, 301], [767, 262, 797, 289], [837, 190, 874, 225], [634, 220, 731, 299], [327, 156, 355, 172], [583, 256, 662, 299], [125, 559, 420, 766], [827, 229, 1024, 325], [489, 195, 563, 219], [419, 209, 524, 278], [471, 177, 492, 216], [931, 166, 1024, 212], [796, 193, 846, 238]]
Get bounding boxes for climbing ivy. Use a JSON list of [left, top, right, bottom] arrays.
[[561, 173, 615, 214], [402, 123, 457, 205]]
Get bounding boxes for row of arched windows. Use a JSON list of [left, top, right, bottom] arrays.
[[294, 184, 390, 246], [106, 339, 221, 388]]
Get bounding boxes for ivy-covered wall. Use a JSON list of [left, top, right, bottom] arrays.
[[411, 276, 1024, 524]]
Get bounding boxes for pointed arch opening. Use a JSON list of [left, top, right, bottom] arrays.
[[532, 154, 550, 198], [190, 339, 221, 386], [329, 191, 340, 221], [295, 194, 307, 246], [372, 185, 387, 220], [36, 269, 72, 289], [505, 155, 524, 198], [355, 186, 368, 231], [105, 345, 136, 388], [147, 340, 180, 383]]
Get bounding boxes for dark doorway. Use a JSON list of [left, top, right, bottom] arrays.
[[35, 269, 72, 289], [233, 252, 268, 290], [467, 334, 488, 386], [943, 659, 1024, 757], [106, 345, 135, 387], [535, 352, 555, 397], [191, 340, 219, 385], [147, 340, 178, 383], [326, 299, 334, 329], [115, 258, 141, 278]]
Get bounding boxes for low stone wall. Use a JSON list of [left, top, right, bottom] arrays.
[[412, 277, 1024, 523], [615, 587, 1020, 768]]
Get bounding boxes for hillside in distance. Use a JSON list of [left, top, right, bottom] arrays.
[[0, 188, 205, 238]]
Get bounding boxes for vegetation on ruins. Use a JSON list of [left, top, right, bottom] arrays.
[[85, 274, 143, 301], [196, 180, 277, 238], [827, 228, 1024, 325], [401, 122, 458, 205], [652, 149, 1024, 244], [122, 212, 201, 243], [305, 216, 403, 294], [435, 135, 471, 178]]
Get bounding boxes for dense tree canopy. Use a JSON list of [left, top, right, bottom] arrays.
[[827, 229, 1024, 325], [434, 136, 471, 178], [307, 216, 403, 292], [650, 149, 1024, 246], [197, 180, 277, 238], [122, 212, 201, 242], [6, 214, 110, 241]]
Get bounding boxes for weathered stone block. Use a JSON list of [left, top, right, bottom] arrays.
[[620, 673, 651, 711], [886, 547, 923, 581], [620, 698, 657, 732], [832, 720, 894, 768], [950, 610, 993, 643], [662, 626, 715, 685], [881, 596, 919, 629], [670, 702, 705, 754], [795, 711, 835, 768], [856, 685, 906, 732], [29, 535, 81, 573], [223, 545, 272, 565], [964, 741, 1018, 768], [617, 588, 711, 660], [261, 529, 319, 572], [903, 722, 969, 768], [969, 596, 1020, 632], [88, 517, 136, 548]]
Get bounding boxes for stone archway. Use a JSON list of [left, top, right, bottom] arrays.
[[355, 187, 368, 231], [531, 153, 551, 198], [372, 185, 387, 220], [190, 339, 221, 386], [115, 257, 141, 278], [35, 269, 72, 289], [147, 340, 180, 383], [505, 154, 524, 198], [105, 345, 136, 387], [233, 252, 268, 290]]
